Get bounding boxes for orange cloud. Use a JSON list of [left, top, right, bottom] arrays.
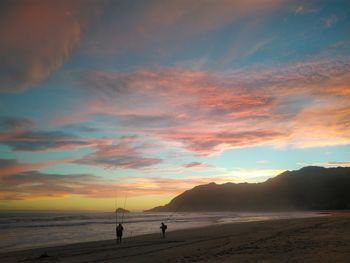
[[324, 161, 350, 167], [0, 170, 238, 200], [0, 0, 103, 92]]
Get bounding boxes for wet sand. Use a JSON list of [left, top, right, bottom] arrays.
[[2, 212, 350, 263]]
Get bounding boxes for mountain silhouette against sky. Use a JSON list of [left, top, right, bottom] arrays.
[[147, 166, 350, 212]]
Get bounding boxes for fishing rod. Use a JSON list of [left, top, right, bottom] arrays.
[[121, 193, 128, 224], [164, 197, 187, 222], [114, 187, 119, 224]]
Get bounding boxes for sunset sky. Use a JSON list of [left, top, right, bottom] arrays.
[[0, 0, 349, 211]]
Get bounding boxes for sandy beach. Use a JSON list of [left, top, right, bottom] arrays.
[[2, 212, 349, 263]]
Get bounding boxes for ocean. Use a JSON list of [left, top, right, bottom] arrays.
[[0, 211, 323, 252]]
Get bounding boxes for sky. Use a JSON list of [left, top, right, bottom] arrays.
[[0, 0, 350, 211]]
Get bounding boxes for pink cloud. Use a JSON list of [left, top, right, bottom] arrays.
[[76, 141, 161, 169], [53, 57, 350, 155], [181, 162, 209, 169], [324, 161, 350, 167], [0, 0, 103, 92]]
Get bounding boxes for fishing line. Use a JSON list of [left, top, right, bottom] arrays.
[[121, 193, 128, 224], [114, 187, 119, 224]]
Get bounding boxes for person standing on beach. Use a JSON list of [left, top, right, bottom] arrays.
[[116, 223, 124, 244], [160, 222, 167, 239]]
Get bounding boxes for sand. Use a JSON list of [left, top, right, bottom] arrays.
[[2, 212, 350, 263]]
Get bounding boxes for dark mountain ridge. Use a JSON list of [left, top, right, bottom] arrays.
[[147, 166, 350, 212], [115, 208, 130, 213]]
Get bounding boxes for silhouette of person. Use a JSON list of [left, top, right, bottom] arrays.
[[116, 223, 124, 244], [160, 222, 167, 239]]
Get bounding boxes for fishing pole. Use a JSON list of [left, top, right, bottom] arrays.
[[114, 187, 119, 224], [121, 193, 128, 224], [166, 199, 184, 221]]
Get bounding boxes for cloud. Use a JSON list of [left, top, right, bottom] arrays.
[[293, 4, 319, 15], [86, 0, 285, 55], [63, 123, 100, 133], [294, 5, 304, 14], [0, 0, 103, 92], [0, 158, 77, 177], [76, 141, 161, 169], [0, 130, 111, 152], [0, 116, 112, 151], [288, 104, 350, 148], [0, 117, 159, 170], [0, 170, 239, 200], [181, 162, 209, 169], [158, 130, 287, 155], [323, 161, 350, 167], [0, 116, 34, 132], [60, 57, 350, 155], [0, 171, 104, 200], [324, 15, 338, 28]]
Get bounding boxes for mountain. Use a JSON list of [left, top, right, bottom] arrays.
[[115, 208, 130, 213], [147, 166, 350, 212]]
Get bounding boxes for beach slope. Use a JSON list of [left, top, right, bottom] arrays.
[[2, 213, 350, 263]]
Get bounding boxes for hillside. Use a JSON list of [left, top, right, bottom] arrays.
[[115, 208, 130, 213], [147, 166, 350, 212]]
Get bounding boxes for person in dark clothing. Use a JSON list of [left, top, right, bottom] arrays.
[[160, 222, 167, 239], [116, 223, 124, 244]]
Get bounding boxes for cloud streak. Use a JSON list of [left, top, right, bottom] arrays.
[[0, 116, 112, 151], [0, 158, 77, 177], [0, 170, 238, 200], [76, 141, 161, 169], [86, 0, 285, 55]]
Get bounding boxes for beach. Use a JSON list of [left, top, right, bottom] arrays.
[[1, 212, 349, 263]]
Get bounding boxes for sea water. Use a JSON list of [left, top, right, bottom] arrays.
[[0, 211, 323, 252]]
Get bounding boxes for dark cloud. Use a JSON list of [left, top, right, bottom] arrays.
[[63, 123, 100, 133], [0, 159, 18, 169], [119, 114, 183, 128], [1, 130, 87, 151], [0, 116, 33, 132], [0, 121, 111, 152]]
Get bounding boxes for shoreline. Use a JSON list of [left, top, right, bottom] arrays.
[[1, 212, 349, 262], [0, 211, 325, 253]]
